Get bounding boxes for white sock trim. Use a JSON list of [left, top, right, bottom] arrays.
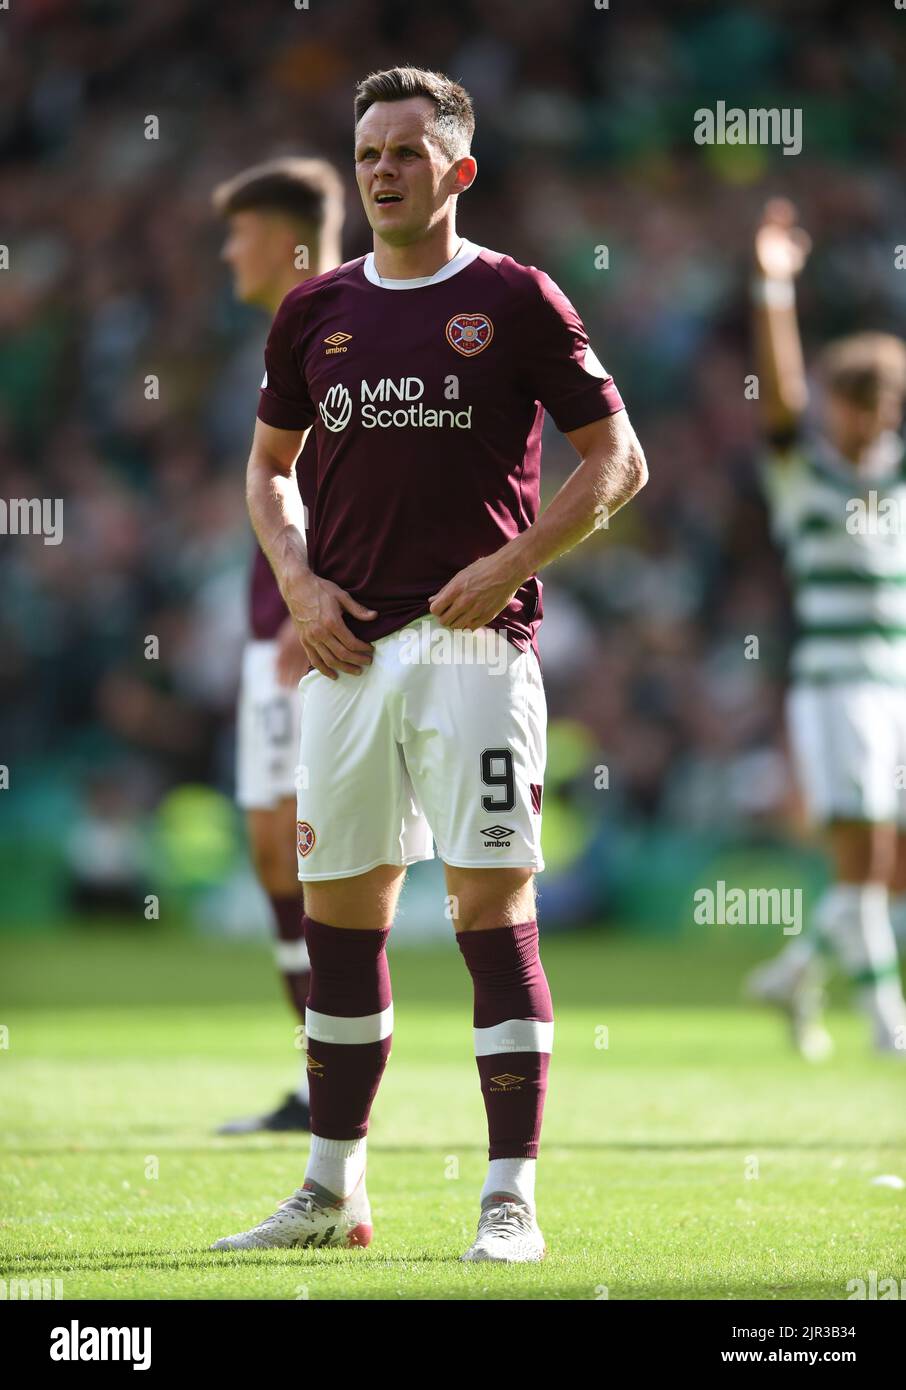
[[305, 1003, 393, 1044], [473, 1019, 553, 1057], [814, 883, 897, 974], [275, 939, 310, 972]]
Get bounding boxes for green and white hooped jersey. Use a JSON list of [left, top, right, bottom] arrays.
[[762, 431, 906, 685]]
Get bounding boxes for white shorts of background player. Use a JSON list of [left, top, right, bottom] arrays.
[[787, 680, 906, 826], [236, 639, 303, 811]]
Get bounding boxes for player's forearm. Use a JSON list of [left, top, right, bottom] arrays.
[[247, 449, 311, 595], [499, 423, 647, 585], [753, 277, 808, 433]]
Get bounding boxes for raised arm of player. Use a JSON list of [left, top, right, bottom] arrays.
[[428, 409, 646, 630], [247, 418, 376, 679], [752, 198, 812, 442]]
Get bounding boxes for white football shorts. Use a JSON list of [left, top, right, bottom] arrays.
[[787, 681, 906, 825], [294, 614, 547, 880], [236, 639, 303, 811]]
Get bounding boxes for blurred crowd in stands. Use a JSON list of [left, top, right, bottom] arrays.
[[3, 0, 906, 915]]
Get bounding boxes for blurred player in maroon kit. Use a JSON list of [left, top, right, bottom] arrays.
[[212, 159, 344, 1132], [212, 68, 646, 1261]]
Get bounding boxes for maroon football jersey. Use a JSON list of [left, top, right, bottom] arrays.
[[257, 241, 624, 650], [248, 431, 316, 640]]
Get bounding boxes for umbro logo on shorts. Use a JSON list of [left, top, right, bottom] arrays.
[[482, 824, 514, 846]]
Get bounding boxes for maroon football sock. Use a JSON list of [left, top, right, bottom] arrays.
[[269, 894, 310, 1022], [457, 921, 553, 1160], [303, 916, 393, 1140]]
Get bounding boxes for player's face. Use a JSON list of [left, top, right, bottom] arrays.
[[826, 390, 902, 459], [221, 210, 299, 308], [354, 97, 470, 246]]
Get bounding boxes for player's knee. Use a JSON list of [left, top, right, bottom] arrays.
[[253, 846, 298, 898], [448, 867, 536, 932], [305, 864, 405, 931], [247, 810, 299, 897], [829, 822, 896, 884], [889, 834, 906, 893]]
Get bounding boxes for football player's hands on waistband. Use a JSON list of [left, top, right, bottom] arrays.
[[428, 550, 521, 631], [285, 570, 376, 680]]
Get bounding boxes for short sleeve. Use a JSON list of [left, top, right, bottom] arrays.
[[257, 290, 316, 431], [521, 271, 624, 433], [759, 445, 809, 545]]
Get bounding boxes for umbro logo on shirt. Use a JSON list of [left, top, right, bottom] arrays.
[[324, 332, 352, 354]]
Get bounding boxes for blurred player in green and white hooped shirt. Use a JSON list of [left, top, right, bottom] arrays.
[[745, 199, 906, 1059]]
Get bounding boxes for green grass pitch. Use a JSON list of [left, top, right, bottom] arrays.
[[1, 926, 904, 1300]]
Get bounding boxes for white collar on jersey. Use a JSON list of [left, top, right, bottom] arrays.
[[363, 238, 484, 289], [814, 428, 905, 482]]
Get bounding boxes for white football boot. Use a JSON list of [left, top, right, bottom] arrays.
[[211, 1179, 372, 1251], [461, 1196, 546, 1264], [745, 955, 834, 1062]]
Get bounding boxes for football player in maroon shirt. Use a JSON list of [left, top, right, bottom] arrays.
[[213, 157, 343, 1134], [213, 67, 646, 1262]]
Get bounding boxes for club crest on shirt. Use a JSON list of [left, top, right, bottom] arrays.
[[297, 820, 316, 857], [445, 313, 494, 357]]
